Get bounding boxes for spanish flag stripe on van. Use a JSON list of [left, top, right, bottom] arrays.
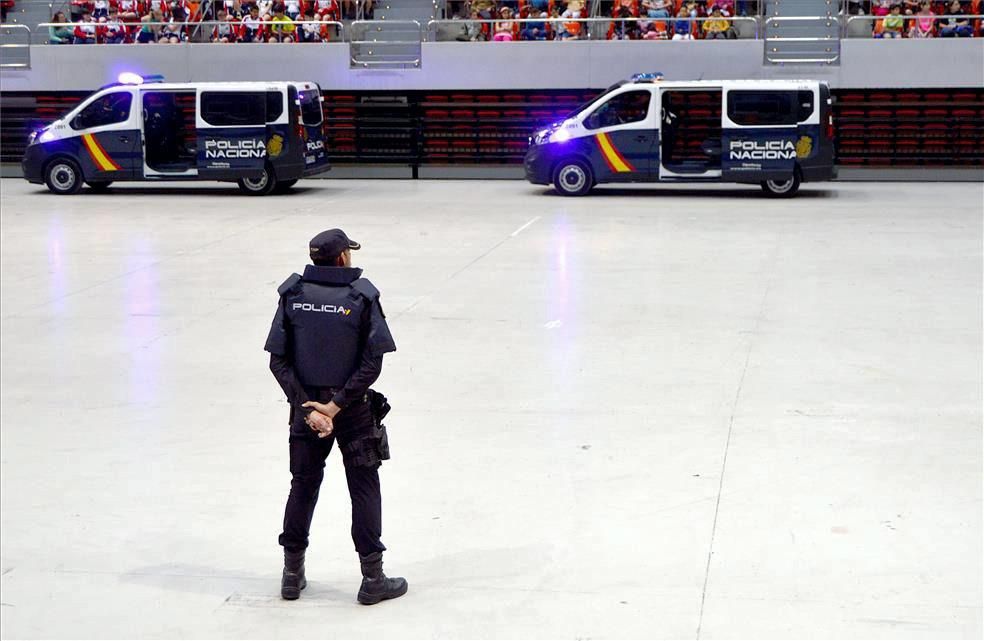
[[595, 133, 634, 173], [81, 134, 121, 172]]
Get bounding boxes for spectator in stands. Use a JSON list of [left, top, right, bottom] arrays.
[[872, 0, 893, 15], [612, 1, 639, 39], [312, 0, 337, 20], [210, 8, 236, 40], [641, 19, 667, 38], [101, 6, 127, 41], [520, 7, 549, 40], [283, 0, 301, 19], [671, 4, 693, 38], [146, 0, 170, 18], [940, 0, 973, 35], [702, 5, 734, 38], [493, 6, 515, 40], [117, 0, 142, 22], [136, 8, 162, 41], [240, 4, 263, 40], [160, 4, 187, 41], [297, 5, 323, 41], [456, 8, 486, 40], [713, 0, 735, 14], [471, 0, 494, 19], [880, 3, 904, 36], [49, 12, 75, 43], [73, 10, 98, 42], [908, 1, 935, 36], [70, 0, 92, 22], [257, 0, 273, 16], [268, 4, 296, 41], [642, 0, 671, 18], [558, 0, 585, 39], [92, 0, 109, 19]]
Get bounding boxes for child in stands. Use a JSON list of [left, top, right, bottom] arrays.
[[240, 3, 263, 39], [101, 6, 127, 41], [880, 3, 904, 37], [493, 6, 514, 40], [73, 10, 97, 42], [908, 1, 935, 36], [672, 5, 693, 38], [702, 5, 734, 38]]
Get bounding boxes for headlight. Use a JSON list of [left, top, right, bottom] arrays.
[[548, 129, 571, 143]]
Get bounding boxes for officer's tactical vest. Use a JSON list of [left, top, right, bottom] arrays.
[[282, 277, 376, 388]]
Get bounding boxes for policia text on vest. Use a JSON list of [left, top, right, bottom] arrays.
[[263, 228, 407, 605]]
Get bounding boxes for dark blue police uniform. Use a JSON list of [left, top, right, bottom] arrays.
[[265, 262, 396, 556]]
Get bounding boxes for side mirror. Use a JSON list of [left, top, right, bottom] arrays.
[[585, 113, 600, 130]]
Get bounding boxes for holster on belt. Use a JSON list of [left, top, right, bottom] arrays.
[[340, 389, 392, 468]]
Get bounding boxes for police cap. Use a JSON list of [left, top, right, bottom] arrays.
[[309, 229, 361, 262]]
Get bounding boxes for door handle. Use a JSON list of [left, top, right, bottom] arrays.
[[635, 135, 649, 142], [119, 135, 129, 143]]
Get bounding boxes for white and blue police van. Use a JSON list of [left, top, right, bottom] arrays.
[[22, 75, 330, 195], [524, 75, 836, 197]]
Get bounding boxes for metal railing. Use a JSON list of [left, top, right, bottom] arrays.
[[33, 19, 343, 43], [425, 15, 760, 41], [845, 13, 984, 38], [0, 23, 31, 67], [763, 16, 841, 64], [349, 19, 421, 67]]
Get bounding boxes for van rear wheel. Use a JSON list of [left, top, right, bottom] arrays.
[[553, 159, 593, 197], [44, 159, 83, 195], [761, 172, 800, 198], [237, 166, 278, 196]]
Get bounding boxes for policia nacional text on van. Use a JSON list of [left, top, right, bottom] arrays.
[[524, 75, 836, 198], [264, 229, 408, 605], [21, 74, 329, 196]]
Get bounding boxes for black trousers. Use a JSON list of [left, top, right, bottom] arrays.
[[279, 396, 386, 556]]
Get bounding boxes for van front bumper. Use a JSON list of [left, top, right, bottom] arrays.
[[21, 145, 45, 184], [524, 144, 552, 185]]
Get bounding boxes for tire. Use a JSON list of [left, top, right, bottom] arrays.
[[237, 165, 278, 196], [760, 171, 801, 198], [273, 178, 298, 194], [552, 159, 593, 197], [86, 181, 113, 192], [44, 159, 83, 195]]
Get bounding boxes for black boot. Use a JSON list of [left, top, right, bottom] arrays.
[[357, 552, 408, 605], [281, 549, 307, 600]]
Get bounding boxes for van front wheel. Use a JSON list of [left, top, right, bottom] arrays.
[[238, 166, 278, 196], [44, 159, 83, 195], [553, 159, 593, 197], [761, 172, 800, 198]]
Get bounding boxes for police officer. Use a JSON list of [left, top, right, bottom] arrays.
[[265, 228, 408, 605]]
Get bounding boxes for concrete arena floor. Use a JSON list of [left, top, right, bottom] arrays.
[[0, 179, 981, 639]]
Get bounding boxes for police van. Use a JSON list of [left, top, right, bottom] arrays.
[[22, 75, 330, 195], [524, 76, 835, 197]]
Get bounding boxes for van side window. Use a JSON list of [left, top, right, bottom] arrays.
[[200, 91, 266, 127], [584, 90, 651, 130], [71, 92, 132, 130], [266, 91, 284, 123], [727, 90, 813, 126]]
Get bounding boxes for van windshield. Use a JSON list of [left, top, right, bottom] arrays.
[[299, 90, 323, 126]]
